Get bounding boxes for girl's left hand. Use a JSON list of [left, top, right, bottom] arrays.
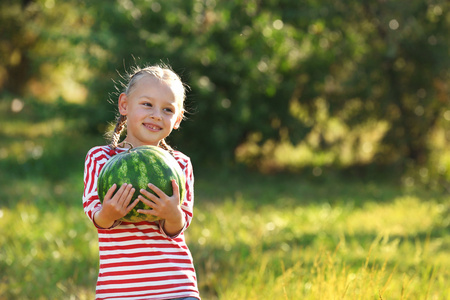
[[137, 180, 183, 224]]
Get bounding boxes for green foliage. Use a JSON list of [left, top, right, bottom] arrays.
[[1, 0, 448, 174]]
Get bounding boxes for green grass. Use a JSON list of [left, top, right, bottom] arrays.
[[0, 169, 448, 300]]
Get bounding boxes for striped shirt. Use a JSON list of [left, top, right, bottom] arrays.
[[83, 145, 200, 300]]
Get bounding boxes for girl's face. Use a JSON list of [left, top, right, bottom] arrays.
[[118, 75, 183, 147]]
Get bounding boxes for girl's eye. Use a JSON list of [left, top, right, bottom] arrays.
[[164, 108, 174, 113], [143, 102, 152, 107]]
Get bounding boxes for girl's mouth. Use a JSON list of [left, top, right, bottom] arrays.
[[144, 123, 162, 131]]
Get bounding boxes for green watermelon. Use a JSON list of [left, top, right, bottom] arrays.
[[97, 145, 186, 222]]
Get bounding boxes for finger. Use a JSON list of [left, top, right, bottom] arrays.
[[138, 195, 157, 208], [171, 180, 180, 198], [146, 183, 166, 198], [137, 208, 158, 216], [122, 184, 136, 207], [126, 199, 140, 213], [104, 183, 117, 201], [140, 188, 160, 203], [118, 184, 135, 206], [136, 195, 158, 216], [113, 183, 128, 202]]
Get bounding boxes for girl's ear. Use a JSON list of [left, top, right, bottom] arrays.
[[173, 111, 184, 130], [118, 93, 128, 115]]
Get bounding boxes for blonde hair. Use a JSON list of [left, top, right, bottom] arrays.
[[108, 64, 187, 154]]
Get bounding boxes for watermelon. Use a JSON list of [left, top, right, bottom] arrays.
[[97, 145, 186, 222]]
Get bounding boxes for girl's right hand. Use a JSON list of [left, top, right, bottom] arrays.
[[94, 183, 138, 228]]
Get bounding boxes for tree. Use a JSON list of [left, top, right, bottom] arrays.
[[2, 0, 448, 174]]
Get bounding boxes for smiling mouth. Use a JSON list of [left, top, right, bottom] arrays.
[[144, 123, 162, 131]]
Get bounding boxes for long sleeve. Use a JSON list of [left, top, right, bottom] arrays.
[[83, 146, 123, 228], [83, 147, 105, 222], [159, 151, 195, 238]]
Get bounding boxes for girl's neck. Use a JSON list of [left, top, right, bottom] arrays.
[[119, 139, 160, 149]]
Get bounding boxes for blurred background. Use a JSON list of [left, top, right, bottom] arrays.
[[2, 0, 449, 180], [1, 0, 449, 299]]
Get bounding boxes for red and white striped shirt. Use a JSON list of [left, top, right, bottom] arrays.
[[83, 145, 200, 300]]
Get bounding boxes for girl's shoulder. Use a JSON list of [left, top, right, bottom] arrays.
[[172, 150, 193, 170], [86, 145, 110, 153], [85, 145, 124, 162], [172, 149, 191, 162]]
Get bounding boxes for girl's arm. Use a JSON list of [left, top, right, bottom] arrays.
[[138, 180, 185, 236], [164, 154, 195, 237], [137, 153, 195, 238], [94, 183, 139, 228], [83, 147, 107, 226], [83, 146, 138, 229]]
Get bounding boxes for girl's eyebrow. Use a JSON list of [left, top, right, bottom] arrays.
[[138, 95, 154, 100], [139, 95, 177, 107]]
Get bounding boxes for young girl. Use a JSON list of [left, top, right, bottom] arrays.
[[83, 64, 200, 300]]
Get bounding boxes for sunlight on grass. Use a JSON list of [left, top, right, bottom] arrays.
[[0, 202, 98, 299], [1, 172, 448, 299], [342, 196, 448, 236], [189, 182, 449, 299]]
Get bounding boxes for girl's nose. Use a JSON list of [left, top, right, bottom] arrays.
[[150, 109, 162, 120]]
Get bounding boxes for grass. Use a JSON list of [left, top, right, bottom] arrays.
[[190, 172, 449, 299], [0, 167, 448, 299]]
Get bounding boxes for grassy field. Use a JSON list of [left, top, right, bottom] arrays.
[[0, 163, 448, 299]]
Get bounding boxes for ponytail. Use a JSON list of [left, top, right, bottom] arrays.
[[159, 138, 174, 155], [110, 114, 127, 149]]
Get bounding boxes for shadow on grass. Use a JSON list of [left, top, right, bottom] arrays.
[[195, 167, 413, 209]]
